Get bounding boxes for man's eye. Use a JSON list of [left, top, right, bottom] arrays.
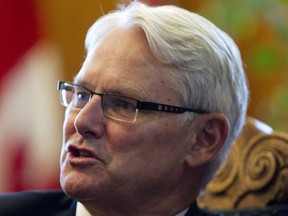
[[117, 100, 135, 110], [75, 92, 90, 101], [104, 95, 136, 112], [71, 91, 90, 108]]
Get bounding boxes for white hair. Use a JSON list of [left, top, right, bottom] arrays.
[[85, 1, 249, 191]]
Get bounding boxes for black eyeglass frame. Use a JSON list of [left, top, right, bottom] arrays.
[[57, 81, 209, 114]]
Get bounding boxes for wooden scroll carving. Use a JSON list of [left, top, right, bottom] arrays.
[[197, 117, 288, 210]]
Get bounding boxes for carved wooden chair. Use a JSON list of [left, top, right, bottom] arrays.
[[197, 117, 288, 215]]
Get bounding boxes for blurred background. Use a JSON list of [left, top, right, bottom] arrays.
[[0, 0, 287, 192]]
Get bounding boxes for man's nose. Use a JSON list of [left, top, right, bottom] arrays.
[[73, 96, 105, 138]]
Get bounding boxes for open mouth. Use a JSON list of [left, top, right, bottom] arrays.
[[68, 146, 94, 158]]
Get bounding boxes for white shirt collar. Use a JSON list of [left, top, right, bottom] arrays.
[[76, 202, 91, 216], [76, 202, 189, 216]]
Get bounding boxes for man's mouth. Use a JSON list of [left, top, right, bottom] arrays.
[[65, 144, 106, 167], [68, 146, 94, 158]]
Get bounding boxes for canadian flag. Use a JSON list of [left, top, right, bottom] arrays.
[[0, 0, 62, 191]]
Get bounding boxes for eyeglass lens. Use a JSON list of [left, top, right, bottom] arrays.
[[60, 83, 138, 121]]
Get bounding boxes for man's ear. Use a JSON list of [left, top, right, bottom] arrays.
[[186, 113, 229, 167]]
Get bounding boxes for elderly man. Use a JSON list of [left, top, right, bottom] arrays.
[[0, 1, 248, 216]]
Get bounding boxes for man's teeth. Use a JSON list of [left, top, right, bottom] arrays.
[[79, 151, 91, 157]]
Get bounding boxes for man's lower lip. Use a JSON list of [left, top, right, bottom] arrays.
[[68, 153, 100, 167]]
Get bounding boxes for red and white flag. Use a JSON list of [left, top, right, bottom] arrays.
[[0, 0, 62, 192]]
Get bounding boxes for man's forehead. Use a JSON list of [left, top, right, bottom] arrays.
[[78, 28, 167, 74], [89, 28, 155, 60]]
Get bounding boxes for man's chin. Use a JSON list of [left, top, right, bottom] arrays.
[[60, 174, 103, 201]]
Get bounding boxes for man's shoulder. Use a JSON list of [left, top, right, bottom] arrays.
[[0, 190, 76, 216], [0, 190, 73, 206]]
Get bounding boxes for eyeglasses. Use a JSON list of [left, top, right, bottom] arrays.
[[57, 81, 208, 122]]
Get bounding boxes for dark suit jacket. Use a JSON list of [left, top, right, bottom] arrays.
[[0, 190, 221, 216], [0, 190, 76, 216]]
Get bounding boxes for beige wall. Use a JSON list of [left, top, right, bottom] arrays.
[[37, 0, 117, 81]]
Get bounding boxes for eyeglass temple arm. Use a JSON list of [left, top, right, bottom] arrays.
[[137, 101, 208, 114]]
